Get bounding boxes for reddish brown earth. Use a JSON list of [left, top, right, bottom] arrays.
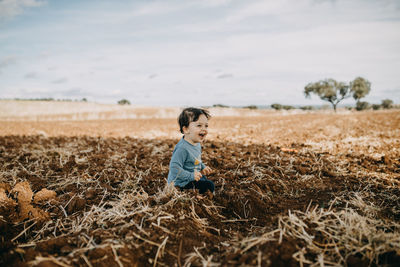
[[1, 110, 400, 266]]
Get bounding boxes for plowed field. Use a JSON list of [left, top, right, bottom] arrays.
[[1, 110, 400, 266]]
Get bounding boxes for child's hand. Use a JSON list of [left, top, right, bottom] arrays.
[[201, 166, 213, 176], [194, 171, 202, 181]]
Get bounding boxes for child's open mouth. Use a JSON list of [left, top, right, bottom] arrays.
[[199, 133, 206, 138]]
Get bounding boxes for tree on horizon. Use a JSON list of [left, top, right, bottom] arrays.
[[304, 77, 371, 112]]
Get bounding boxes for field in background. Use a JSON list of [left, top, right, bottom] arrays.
[[0, 100, 276, 121], [1, 101, 400, 266], [1, 101, 398, 158]]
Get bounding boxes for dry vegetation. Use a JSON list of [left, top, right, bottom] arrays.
[[1, 102, 400, 266]]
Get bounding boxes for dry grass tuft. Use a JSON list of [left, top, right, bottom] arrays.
[[239, 194, 400, 266]]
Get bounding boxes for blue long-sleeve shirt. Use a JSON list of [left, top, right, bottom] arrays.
[[167, 137, 205, 187]]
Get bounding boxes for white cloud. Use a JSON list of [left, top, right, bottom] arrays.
[[198, 0, 232, 7], [0, 56, 17, 70], [0, 0, 45, 20], [24, 71, 36, 78], [132, 0, 233, 17], [217, 73, 234, 79], [132, 1, 180, 16], [52, 77, 68, 84], [225, 1, 286, 23]]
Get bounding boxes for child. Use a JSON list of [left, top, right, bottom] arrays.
[[167, 107, 215, 195]]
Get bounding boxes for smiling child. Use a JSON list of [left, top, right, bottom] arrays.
[[167, 107, 215, 195]]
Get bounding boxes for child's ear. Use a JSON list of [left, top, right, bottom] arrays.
[[182, 126, 189, 134]]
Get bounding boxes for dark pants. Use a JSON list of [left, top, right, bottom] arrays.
[[181, 176, 215, 194]]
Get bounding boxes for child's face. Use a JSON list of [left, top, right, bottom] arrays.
[[183, 114, 209, 144]]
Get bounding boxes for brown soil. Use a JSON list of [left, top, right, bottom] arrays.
[[0, 110, 399, 266]]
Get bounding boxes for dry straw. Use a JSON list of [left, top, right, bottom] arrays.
[[239, 194, 400, 266]]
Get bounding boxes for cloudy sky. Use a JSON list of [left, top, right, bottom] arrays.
[[1, 0, 399, 107]]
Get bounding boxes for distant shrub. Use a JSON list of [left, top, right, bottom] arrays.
[[14, 98, 55, 101], [271, 104, 295, 110], [300, 106, 314, 110], [372, 104, 381, 110], [355, 101, 371, 111], [118, 99, 131, 105], [282, 105, 295, 110], [381, 99, 393, 109], [244, 105, 258, 110], [11, 98, 90, 102], [271, 103, 282, 110], [213, 104, 230, 108]]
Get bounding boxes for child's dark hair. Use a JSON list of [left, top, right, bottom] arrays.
[[178, 107, 211, 134]]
